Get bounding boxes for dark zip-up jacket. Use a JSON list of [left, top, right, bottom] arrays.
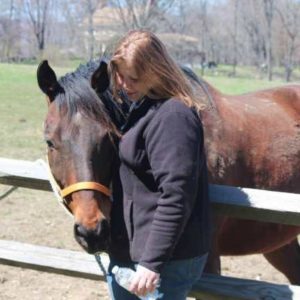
[[115, 97, 211, 273]]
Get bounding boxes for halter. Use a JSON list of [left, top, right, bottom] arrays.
[[42, 158, 112, 217], [61, 181, 111, 198]]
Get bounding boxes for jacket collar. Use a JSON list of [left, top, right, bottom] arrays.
[[121, 97, 164, 133]]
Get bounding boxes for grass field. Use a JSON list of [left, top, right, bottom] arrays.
[[0, 63, 71, 160], [0, 62, 292, 161]]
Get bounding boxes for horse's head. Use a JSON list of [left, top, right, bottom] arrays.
[[37, 60, 119, 254]]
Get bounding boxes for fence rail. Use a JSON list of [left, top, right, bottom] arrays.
[[1, 157, 300, 225], [1, 157, 300, 299], [1, 239, 300, 300]]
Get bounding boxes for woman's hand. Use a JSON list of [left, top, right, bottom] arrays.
[[129, 264, 160, 297]]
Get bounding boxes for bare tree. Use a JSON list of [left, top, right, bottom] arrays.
[[198, 0, 208, 76], [231, 0, 239, 76], [180, 0, 211, 73], [2, 0, 299, 82], [109, 0, 176, 31], [3, 0, 14, 59], [276, 0, 300, 81], [263, 0, 275, 81], [224, 0, 240, 76], [85, 0, 104, 59], [0, 0, 22, 60], [24, 0, 52, 57], [240, 1, 266, 67], [51, 0, 82, 54]]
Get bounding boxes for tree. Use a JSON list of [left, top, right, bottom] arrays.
[[3, 0, 14, 59], [231, 0, 239, 76], [0, 0, 20, 60], [109, 0, 176, 31], [198, 0, 209, 76], [225, 0, 240, 76], [240, 1, 266, 67], [276, 0, 300, 81], [24, 0, 52, 57], [262, 0, 275, 81], [85, 0, 103, 59]]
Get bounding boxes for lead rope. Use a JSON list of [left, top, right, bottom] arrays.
[[95, 253, 108, 277]]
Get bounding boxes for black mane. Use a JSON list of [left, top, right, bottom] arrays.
[[54, 59, 123, 133], [56, 59, 125, 129]]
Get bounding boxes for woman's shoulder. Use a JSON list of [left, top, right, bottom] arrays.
[[145, 97, 202, 135], [145, 97, 203, 143], [155, 97, 198, 119]]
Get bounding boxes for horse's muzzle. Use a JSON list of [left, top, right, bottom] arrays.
[[74, 219, 110, 253]]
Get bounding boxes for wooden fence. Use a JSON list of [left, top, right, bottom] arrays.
[[1, 157, 300, 299]]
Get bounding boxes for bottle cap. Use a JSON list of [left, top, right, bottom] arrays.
[[111, 266, 119, 274]]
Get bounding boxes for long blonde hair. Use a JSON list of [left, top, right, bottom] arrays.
[[109, 30, 206, 112]]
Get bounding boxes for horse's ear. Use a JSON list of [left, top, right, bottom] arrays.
[[91, 60, 110, 93], [37, 60, 63, 102]]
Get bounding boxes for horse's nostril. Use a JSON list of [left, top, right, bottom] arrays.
[[73, 220, 110, 253], [74, 222, 104, 238], [74, 223, 88, 237]]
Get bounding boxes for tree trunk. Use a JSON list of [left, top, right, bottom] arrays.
[[87, 9, 95, 60], [276, 1, 300, 83], [25, 0, 51, 58], [263, 0, 274, 81], [232, 0, 239, 77]]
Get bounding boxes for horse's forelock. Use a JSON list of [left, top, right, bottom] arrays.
[[55, 67, 117, 135]]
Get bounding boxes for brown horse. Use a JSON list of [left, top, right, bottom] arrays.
[[200, 80, 300, 284], [37, 59, 300, 284], [37, 60, 120, 253]]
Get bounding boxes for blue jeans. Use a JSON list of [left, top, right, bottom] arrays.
[[106, 253, 208, 300]]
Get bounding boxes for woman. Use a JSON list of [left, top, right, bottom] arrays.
[[107, 29, 211, 300]]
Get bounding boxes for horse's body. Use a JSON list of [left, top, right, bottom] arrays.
[[199, 82, 300, 283], [204, 84, 300, 191], [37, 60, 300, 284]]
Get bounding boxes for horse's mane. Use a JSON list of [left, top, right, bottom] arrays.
[[181, 66, 215, 110], [55, 59, 119, 134]]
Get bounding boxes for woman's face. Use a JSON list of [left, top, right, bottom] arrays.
[[115, 61, 149, 102]]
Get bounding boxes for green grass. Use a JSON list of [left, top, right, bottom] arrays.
[[194, 65, 293, 95], [204, 75, 285, 95], [0, 63, 72, 160], [0, 62, 289, 160]]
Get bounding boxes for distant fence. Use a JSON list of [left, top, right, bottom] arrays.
[[1, 157, 300, 299]]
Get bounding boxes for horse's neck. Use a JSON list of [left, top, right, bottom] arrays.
[[199, 82, 234, 159], [199, 78, 224, 124], [201, 78, 223, 105], [99, 91, 130, 131]]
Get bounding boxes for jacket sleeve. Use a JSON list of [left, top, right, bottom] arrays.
[[139, 107, 205, 273]]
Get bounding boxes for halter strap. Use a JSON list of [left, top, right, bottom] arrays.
[[44, 156, 112, 217], [61, 181, 111, 198]]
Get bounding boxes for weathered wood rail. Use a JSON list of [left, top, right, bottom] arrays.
[[1, 157, 300, 299]]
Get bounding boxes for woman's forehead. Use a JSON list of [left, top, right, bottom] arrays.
[[116, 60, 138, 77]]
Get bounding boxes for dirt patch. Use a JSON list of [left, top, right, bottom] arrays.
[[0, 187, 290, 299]]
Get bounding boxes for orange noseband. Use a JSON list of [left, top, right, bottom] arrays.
[[44, 157, 112, 217], [61, 181, 111, 198]]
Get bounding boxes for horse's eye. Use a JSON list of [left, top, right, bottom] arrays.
[[46, 140, 55, 149]]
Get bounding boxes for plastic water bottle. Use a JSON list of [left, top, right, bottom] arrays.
[[112, 266, 163, 300]]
